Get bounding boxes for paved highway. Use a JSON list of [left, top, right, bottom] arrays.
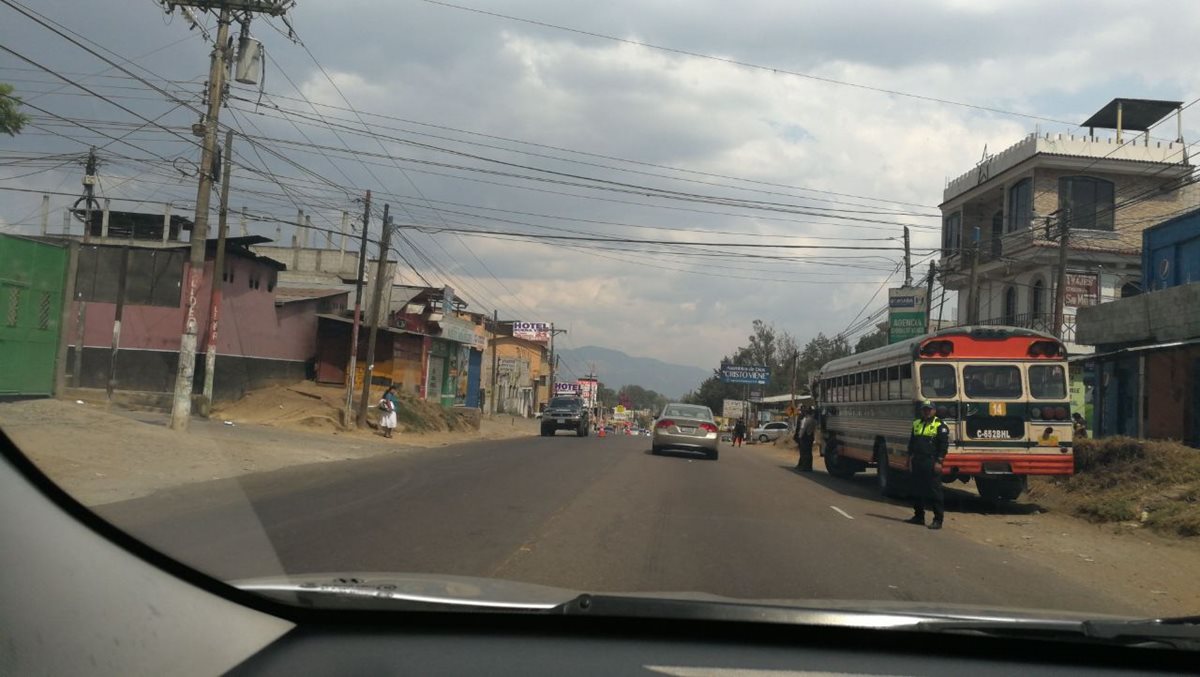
[[96, 432, 1138, 615]]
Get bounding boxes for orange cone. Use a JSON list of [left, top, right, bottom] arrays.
[[598, 425, 606, 438]]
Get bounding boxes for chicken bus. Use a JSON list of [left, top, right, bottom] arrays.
[[814, 326, 1074, 502]]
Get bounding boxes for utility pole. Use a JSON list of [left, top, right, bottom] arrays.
[[170, 8, 231, 431], [201, 129, 234, 412], [104, 246, 131, 401], [343, 191, 371, 426], [547, 324, 567, 398], [490, 309, 499, 415], [966, 227, 981, 325], [357, 204, 392, 428], [1052, 210, 1071, 340], [789, 350, 797, 416], [72, 149, 98, 388], [903, 225, 912, 287], [924, 261, 936, 333]]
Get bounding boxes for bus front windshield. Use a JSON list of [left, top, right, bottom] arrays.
[[964, 365, 1023, 399], [1029, 364, 1067, 399], [919, 364, 957, 398]]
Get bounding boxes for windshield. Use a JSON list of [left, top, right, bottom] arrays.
[[919, 364, 957, 398], [964, 365, 1023, 399], [1029, 364, 1067, 399], [661, 404, 713, 421], [3, 0, 1199, 648]]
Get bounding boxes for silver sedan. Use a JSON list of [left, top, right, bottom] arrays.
[[651, 403, 720, 460]]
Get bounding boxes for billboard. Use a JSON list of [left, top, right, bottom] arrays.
[[578, 378, 598, 407], [722, 399, 747, 419], [888, 287, 928, 344], [513, 321, 551, 343], [1064, 272, 1100, 308], [719, 365, 770, 385], [554, 382, 582, 395]]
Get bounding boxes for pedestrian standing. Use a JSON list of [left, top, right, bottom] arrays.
[[905, 400, 949, 530], [795, 406, 816, 472], [378, 385, 399, 438], [732, 418, 747, 447], [1071, 412, 1088, 439]]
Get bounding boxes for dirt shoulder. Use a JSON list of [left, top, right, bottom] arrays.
[[0, 393, 537, 507], [754, 436, 1200, 617]]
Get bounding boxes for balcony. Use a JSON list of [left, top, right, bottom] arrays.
[[944, 133, 1188, 202], [975, 312, 1077, 343]]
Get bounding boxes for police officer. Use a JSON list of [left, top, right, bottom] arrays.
[[905, 399, 949, 530]]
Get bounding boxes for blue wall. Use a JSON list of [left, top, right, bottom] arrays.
[[1143, 210, 1200, 291], [466, 348, 482, 408]]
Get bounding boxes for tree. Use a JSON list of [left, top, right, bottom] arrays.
[[855, 328, 888, 354], [0, 84, 30, 136]]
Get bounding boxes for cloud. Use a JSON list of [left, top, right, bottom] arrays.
[[3, 0, 1198, 369]]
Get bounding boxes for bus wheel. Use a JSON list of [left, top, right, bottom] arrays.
[[823, 441, 857, 479], [876, 444, 905, 499], [976, 477, 1026, 502]]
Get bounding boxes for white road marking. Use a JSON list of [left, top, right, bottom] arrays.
[[829, 505, 854, 520]]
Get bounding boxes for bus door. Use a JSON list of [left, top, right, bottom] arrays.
[[916, 361, 962, 448]]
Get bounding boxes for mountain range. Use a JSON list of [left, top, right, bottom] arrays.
[[553, 345, 711, 399]]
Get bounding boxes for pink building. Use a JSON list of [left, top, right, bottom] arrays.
[[68, 236, 346, 402]]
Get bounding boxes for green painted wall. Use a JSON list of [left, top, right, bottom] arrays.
[[0, 234, 68, 396]]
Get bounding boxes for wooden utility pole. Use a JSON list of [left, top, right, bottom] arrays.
[[903, 225, 912, 287], [1053, 210, 1071, 340], [490, 309, 499, 415], [343, 191, 371, 426], [201, 129, 234, 411], [356, 204, 392, 428], [72, 149, 98, 388], [170, 8, 231, 430], [924, 261, 936, 333], [105, 246, 131, 401]]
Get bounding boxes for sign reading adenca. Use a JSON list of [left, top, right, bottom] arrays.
[[513, 321, 551, 343], [720, 365, 770, 385]]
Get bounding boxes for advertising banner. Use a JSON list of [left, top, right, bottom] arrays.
[[719, 365, 770, 385], [439, 316, 477, 345], [1064, 272, 1100, 308], [513, 321, 551, 343], [578, 379, 598, 407], [554, 382, 582, 395], [888, 287, 928, 344], [722, 399, 747, 419]]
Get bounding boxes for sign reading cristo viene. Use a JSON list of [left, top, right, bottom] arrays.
[[720, 365, 770, 385], [513, 321, 551, 343]]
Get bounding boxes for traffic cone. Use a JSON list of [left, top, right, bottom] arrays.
[[598, 425, 606, 438]]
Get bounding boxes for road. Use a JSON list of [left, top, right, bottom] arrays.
[[96, 431, 1142, 615]]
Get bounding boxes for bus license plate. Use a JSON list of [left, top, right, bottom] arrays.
[[975, 430, 1011, 439]]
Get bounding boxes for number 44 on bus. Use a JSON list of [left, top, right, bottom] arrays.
[[814, 327, 1073, 502]]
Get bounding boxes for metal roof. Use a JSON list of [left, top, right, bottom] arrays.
[[274, 287, 349, 304], [1081, 98, 1182, 131]]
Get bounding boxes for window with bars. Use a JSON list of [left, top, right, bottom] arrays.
[[5, 286, 20, 327]]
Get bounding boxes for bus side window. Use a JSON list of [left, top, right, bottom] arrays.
[[856, 372, 864, 402], [899, 364, 913, 399], [888, 366, 899, 400]]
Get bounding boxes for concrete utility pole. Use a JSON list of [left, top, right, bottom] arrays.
[[170, 8, 231, 431], [903, 225, 912, 287], [357, 204, 392, 428], [547, 324, 567, 397], [202, 129, 235, 412], [1053, 210, 1071, 340], [344, 190, 371, 426]]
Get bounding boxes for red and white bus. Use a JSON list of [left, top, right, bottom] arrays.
[[814, 326, 1074, 502]]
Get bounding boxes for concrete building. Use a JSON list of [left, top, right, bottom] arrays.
[[1075, 212, 1200, 446], [938, 98, 1194, 352], [491, 336, 549, 417]]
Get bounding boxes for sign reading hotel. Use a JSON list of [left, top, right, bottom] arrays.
[[513, 321, 551, 343]]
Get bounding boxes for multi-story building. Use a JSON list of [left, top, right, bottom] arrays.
[[938, 98, 1194, 353]]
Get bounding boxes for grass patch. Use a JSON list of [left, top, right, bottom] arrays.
[[1027, 437, 1200, 538]]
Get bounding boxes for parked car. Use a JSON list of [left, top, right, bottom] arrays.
[[752, 421, 791, 443], [651, 403, 719, 460]]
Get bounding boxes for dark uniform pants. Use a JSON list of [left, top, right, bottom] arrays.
[[910, 454, 944, 520], [796, 434, 814, 470]]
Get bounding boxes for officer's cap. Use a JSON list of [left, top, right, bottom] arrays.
[[919, 399, 935, 410]]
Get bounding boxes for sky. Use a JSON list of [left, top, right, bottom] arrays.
[[2, 0, 1199, 374]]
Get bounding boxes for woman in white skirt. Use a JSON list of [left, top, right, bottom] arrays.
[[378, 385, 398, 438]]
